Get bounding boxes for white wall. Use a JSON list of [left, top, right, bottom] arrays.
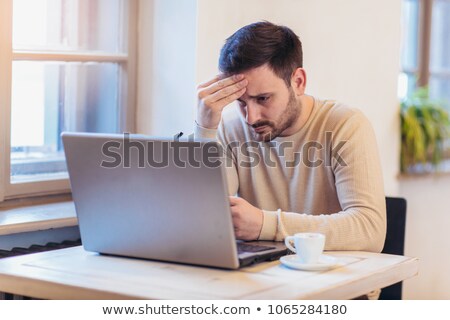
[[137, 0, 197, 137], [400, 176, 450, 299]]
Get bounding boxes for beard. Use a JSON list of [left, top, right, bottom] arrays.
[[249, 89, 301, 142]]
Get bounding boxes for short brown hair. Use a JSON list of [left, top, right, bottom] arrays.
[[219, 21, 303, 86]]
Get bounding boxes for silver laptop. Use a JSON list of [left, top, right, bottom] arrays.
[[62, 132, 287, 269]]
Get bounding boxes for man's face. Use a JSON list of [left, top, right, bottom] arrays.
[[237, 64, 302, 142]]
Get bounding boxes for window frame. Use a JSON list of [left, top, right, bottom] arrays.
[[417, 0, 433, 87], [408, 0, 450, 87], [0, 0, 138, 202]]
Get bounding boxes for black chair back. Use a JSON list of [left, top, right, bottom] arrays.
[[379, 197, 407, 300]]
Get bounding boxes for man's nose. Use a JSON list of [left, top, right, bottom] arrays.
[[245, 102, 261, 125]]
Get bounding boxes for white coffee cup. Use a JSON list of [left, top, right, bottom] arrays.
[[284, 233, 325, 264]]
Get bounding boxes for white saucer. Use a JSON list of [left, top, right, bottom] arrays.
[[280, 254, 339, 271]]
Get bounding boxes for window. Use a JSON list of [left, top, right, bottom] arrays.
[[0, 0, 137, 202], [398, 0, 420, 99], [399, 0, 450, 110], [429, 0, 450, 107]]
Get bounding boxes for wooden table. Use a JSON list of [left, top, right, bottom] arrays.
[[0, 246, 418, 299]]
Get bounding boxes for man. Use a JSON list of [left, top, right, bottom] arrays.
[[194, 21, 386, 252]]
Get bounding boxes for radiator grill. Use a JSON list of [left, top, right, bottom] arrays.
[[0, 239, 81, 300]]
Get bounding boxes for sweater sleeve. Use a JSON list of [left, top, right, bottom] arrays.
[[258, 112, 386, 253], [194, 121, 239, 196]]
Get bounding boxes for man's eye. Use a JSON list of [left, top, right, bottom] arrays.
[[257, 96, 269, 103]]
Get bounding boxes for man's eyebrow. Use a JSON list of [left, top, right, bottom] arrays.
[[238, 92, 273, 101], [249, 92, 272, 98]]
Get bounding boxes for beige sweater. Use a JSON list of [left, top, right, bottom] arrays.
[[195, 97, 386, 252]]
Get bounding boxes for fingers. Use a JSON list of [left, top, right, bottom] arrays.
[[204, 80, 247, 105], [196, 74, 247, 129], [229, 199, 243, 223], [199, 74, 246, 97], [200, 87, 246, 115], [230, 201, 251, 240], [230, 204, 242, 223], [229, 196, 242, 206], [216, 87, 246, 106], [197, 75, 221, 89], [230, 207, 242, 235]]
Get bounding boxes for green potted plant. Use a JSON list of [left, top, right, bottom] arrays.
[[400, 87, 450, 173]]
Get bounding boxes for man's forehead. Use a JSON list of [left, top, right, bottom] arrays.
[[241, 67, 286, 97], [242, 81, 272, 97]]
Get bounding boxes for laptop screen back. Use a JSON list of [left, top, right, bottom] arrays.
[[62, 132, 240, 269]]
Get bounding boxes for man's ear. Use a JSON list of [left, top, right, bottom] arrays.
[[290, 67, 307, 96]]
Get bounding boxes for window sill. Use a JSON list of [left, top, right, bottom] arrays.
[[0, 197, 77, 236], [398, 159, 450, 179]]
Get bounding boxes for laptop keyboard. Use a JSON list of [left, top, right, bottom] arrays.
[[237, 243, 276, 254]]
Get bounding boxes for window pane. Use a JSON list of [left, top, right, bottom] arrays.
[[401, 0, 420, 70], [429, 76, 450, 111], [430, 0, 450, 71], [10, 61, 120, 182], [13, 0, 126, 52]]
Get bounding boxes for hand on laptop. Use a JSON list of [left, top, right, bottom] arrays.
[[197, 74, 248, 129], [229, 196, 263, 241]]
